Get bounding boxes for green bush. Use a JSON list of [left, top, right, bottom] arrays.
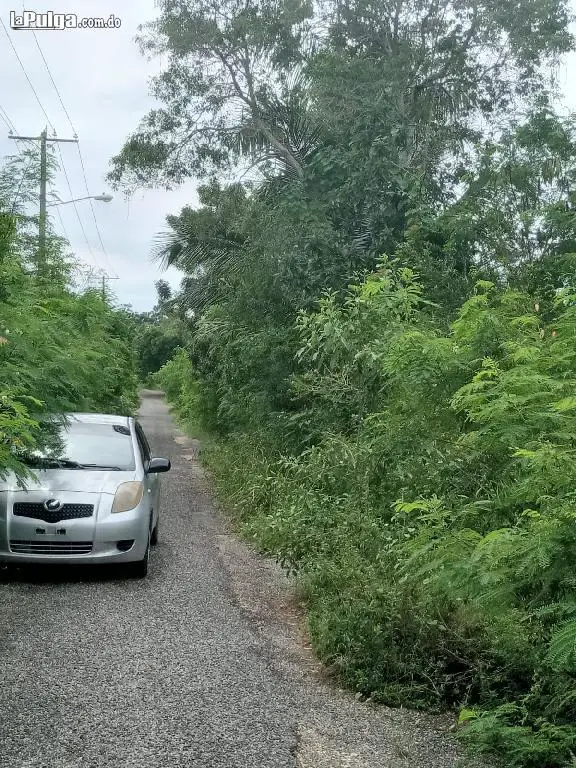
[[152, 348, 203, 427], [0, 211, 139, 480], [171, 267, 576, 767]]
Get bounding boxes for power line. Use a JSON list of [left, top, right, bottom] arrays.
[[0, 20, 100, 276], [50, 186, 92, 277], [0, 104, 36, 154], [53, 197, 70, 242], [5, 128, 98, 276], [26, 28, 117, 279], [31, 31, 77, 135], [0, 17, 56, 133], [0, 103, 16, 131], [10, 150, 37, 213], [0, 105, 15, 133], [76, 142, 118, 278], [55, 142, 97, 266], [3, 20, 117, 284]]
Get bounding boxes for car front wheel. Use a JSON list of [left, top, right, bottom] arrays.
[[150, 517, 158, 546], [126, 534, 149, 578]]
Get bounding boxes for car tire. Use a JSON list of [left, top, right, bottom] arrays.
[[150, 518, 158, 546], [126, 535, 149, 579]]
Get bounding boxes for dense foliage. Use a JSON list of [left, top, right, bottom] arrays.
[[116, 0, 576, 764], [131, 280, 190, 381], [0, 150, 139, 482]]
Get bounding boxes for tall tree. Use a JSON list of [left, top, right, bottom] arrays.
[[109, 0, 573, 192], [109, 0, 574, 313], [108, 0, 315, 189]]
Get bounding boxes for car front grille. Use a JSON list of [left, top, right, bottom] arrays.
[[9, 540, 93, 555], [12, 502, 94, 524]]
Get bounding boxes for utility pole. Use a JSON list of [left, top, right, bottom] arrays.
[[100, 271, 119, 301], [39, 129, 47, 271], [8, 129, 78, 274]]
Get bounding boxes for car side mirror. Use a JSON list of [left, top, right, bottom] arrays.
[[146, 457, 171, 473]]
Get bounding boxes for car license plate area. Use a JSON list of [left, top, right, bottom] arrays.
[[34, 526, 67, 535], [10, 513, 95, 544]]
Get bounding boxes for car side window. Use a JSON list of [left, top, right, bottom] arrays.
[[135, 423, 151, 463]]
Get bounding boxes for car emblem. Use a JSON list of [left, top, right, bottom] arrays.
[[44, 498, 62, 512]]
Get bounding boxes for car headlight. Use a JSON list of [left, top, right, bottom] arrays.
[[111, 481, 144, 513]]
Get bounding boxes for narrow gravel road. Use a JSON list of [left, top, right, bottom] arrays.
[[0, 392, 479, 768]]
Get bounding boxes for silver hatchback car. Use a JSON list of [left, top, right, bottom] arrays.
[[0, 413, 170, 578]]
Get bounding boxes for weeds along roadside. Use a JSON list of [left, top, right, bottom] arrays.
[[153, 271, 576, 768]]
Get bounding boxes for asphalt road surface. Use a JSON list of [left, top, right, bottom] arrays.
[[0, 392, 480, 768]]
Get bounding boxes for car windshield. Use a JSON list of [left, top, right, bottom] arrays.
[[23, 421, 136, 471]]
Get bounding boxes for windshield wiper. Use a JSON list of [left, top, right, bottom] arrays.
[[50, 459, 87, 469], [22, 458, 86, 469], [81, 464, 124, 471], [19, 457, 125, 470]]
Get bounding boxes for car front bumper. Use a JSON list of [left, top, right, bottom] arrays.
[[0, 503, 150, 566]]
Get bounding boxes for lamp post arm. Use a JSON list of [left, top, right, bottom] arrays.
[[47, 195, 98, 207]]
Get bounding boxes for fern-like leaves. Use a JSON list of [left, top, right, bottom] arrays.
[[547, 620, 576, 672]]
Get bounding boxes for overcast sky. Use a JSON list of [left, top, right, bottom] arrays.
[[0, 0, 193, 311], [1, 1, 576, 312]]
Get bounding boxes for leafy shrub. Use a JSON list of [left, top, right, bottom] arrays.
[[0, 212, 138, 480], [150, 246, 576, 767], [152, 348, 203, 427], [166, 266, 576, 767]]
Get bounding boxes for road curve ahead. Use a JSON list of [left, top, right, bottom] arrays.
[[0, 392, 478, 768]]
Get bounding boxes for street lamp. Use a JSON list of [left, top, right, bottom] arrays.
[[47, 192, 113, 207], [36, 192, 113, 278]]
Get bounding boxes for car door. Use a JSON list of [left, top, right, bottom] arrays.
[[135, 422, 159, 528]]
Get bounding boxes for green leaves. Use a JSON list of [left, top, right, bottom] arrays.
[[0, 193, 139, 481], [547, 620, 576, 672], [109, 0, 314, 187], [171, 258, 576, 766], [122, 3, 576, 764], [551, 397, 576, 412], [458, 708, 478, 725]]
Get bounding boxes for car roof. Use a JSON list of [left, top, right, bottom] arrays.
[[65, 413, 132, 428]]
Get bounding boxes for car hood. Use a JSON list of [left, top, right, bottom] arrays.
[[0, 469, 137, 495]]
